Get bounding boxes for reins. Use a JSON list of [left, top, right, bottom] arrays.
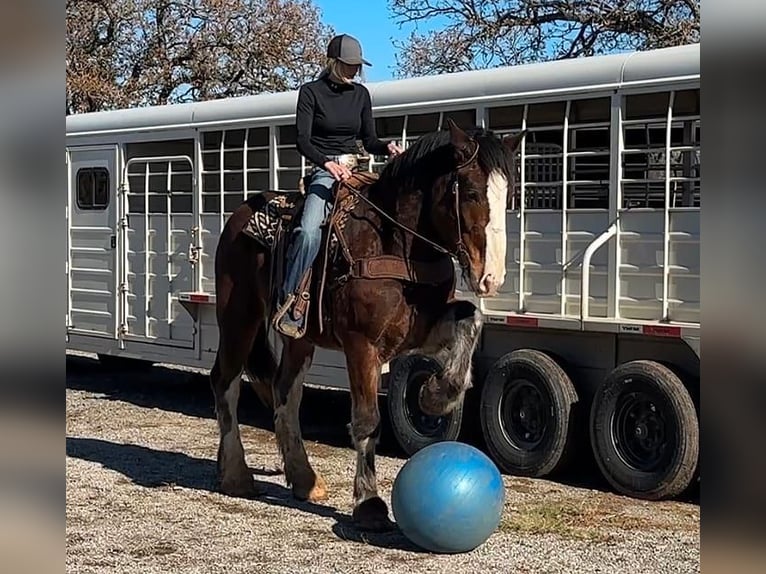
[[343, 140, 480, 264]]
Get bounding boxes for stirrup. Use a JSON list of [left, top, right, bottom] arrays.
[[272, 294, 306, 339], [272, 293, 295, 327]]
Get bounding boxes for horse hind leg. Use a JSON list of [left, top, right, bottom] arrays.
[[210, 345, 257, 498], [418, 299, 483, 417], [272, 338, 327, 502]]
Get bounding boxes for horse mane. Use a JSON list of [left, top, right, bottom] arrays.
[[367, 125, 518, 258], [377, 126, 516, 189]]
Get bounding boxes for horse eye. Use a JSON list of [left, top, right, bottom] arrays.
[[463, 188, 483, 201]]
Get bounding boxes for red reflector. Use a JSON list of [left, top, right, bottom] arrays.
[[506, 316, 539, 327], [188, 294, 209, 303], [643, 325, 681, 337]]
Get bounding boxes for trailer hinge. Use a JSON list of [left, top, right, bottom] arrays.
[[188, 226, 201, 266]]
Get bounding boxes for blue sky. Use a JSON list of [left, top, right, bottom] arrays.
[[314, 0, 433, 82]]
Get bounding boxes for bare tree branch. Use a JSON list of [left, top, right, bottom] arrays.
[[67, 0, 334, 113], [389, 0, 699, 77]]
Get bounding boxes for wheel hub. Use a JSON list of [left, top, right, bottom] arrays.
[[500, 379, 549, 450], [612, 389, 674, 472]]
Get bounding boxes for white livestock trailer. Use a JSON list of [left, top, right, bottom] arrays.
[[66, 43, 700, 501]]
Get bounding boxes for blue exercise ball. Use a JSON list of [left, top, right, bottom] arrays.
[[391, 441, 505, 553]]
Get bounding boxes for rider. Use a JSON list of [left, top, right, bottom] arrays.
[[275, 34, 403, 338]]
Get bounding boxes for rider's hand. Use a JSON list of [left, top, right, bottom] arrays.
[[387, 141, 404, 156], [324, 161, 352, 181]]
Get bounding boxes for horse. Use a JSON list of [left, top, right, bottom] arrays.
[[209, 119, 525, 531]]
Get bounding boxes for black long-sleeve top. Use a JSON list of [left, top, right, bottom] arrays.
[[295, 76, 391, 167]]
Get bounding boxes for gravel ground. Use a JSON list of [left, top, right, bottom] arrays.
[[66, 352, 700, 574]]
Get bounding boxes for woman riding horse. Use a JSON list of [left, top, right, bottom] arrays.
[[209, 38, 526, 527], [276, 33, 403, 337]]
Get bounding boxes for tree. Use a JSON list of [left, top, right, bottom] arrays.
[[389, 0, 700, 77], [66, 0, 334, 114]]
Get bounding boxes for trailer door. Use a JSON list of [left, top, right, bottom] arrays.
[[119, 151, 197, 349], [67, 145, 120, 339]]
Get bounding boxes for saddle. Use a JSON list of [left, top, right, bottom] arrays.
[[240, 171, 455, 338]]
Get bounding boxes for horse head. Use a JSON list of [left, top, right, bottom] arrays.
[[433, 118, 526, 298]]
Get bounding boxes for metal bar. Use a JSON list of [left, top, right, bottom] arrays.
[[662, 92, 675, 320], [607, 93, 623, 319], [581, 224, 618, 320], [621, 115, 699, 126], [476, 105, 489, 316], [166, 160, 173, 339], [243, 127, 249, 198], [123, 155, 194, 168], [269, 126, 277, 190], [66, 150, 73, 329], [561, 100, 571, 316], [144, 161, 150, 338], [219, 131, 225, 234], [194, 132, 203, 293], [622, 145, 698, 153], [68, 225, 115, 232], [476, 105, 486, 129], [518, 104, 528, 312], [118, 145, 128, 348]]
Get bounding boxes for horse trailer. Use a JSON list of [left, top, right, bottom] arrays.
[[66, 43, 700, 501]]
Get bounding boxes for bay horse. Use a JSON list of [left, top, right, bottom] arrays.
[[210, 119, 525, 531]]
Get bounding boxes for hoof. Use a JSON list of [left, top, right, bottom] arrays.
[[293, 473, 328, 502], [418, 376, 460, 417], [352, 496, 395, 532], [219, 474, 259, 499]]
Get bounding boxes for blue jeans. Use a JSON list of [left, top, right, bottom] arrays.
[[280, 167, 336, 303]]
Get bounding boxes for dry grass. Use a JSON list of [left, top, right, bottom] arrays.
[[501, 488, 699, 542]]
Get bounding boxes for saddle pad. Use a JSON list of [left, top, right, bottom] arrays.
[[241, 191, 304, 248]]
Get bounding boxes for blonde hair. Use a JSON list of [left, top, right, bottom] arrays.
[[320, 57, 365, 84]]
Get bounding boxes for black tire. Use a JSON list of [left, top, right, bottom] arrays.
[[386, 354, 463, 456], [589, 360, 699, 500], [479, 349, 578, 477]]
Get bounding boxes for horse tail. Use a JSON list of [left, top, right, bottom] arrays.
[[245, 319, 277, 411]]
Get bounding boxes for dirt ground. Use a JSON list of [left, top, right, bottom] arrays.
[[66, 352, 700, 574]]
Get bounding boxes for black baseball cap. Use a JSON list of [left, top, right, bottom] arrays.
[[327, 34, 371, 67]]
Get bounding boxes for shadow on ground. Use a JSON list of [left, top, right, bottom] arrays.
[[65, 353, 404, 457], [66, 353, 698, 506], [66, 436, 426, 552]]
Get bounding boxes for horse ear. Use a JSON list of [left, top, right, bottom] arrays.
[[502, 130, 527, 153], [447, 118, 472, 158]]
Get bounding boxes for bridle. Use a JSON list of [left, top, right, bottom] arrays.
[[345, 139, 480, 271]]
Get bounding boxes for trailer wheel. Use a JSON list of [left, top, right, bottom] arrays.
[[589, 360, 698, 500], [479, 349, 578, 477], [386, 355, 463, 456]]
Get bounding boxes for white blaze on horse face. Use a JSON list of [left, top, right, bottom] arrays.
[[479, 170, 508, 296]]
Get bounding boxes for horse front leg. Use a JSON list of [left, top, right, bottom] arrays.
[[417, 299, 483, 417], [343, 336, 393, 531]]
